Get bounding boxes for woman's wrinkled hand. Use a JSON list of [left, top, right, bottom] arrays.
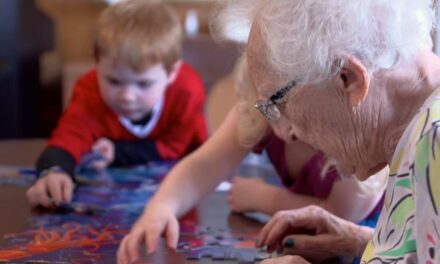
[[257, 206, 373, 263]]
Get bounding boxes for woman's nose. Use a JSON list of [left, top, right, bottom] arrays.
[[279, 127, 295, 143], [289, 131, 298, 142]]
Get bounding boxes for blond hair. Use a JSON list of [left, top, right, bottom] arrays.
[[94, 0, 182, 73], [233, 54, 270, 147]]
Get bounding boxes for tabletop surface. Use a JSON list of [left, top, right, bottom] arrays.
[[0, 139, 271, 264]]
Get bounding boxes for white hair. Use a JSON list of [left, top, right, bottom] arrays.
[[213, 0, 435, 84]]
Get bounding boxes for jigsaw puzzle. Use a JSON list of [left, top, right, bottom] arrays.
[[178, 224, 270, 262], [0, 162, 270, 263]]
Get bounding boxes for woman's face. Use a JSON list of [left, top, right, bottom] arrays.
[[247, 26, 385, 180]]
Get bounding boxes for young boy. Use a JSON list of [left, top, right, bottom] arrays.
[[26, 0, 207, 208]]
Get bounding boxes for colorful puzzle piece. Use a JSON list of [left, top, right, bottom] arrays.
[[177, 224, 270, 262]]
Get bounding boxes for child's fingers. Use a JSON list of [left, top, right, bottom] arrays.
[[92, 138, 106, 148], [61, 178, 73, 203], [117, 235, 132, 264], [125, 232, 144, 263], [92, 141, 102, 150], [227, 192, 233, 204], [146, 225, 162, 255], [90, 160, 107, 170], [92, 139, 111, 154], [165, 217, 179, 250], [27, 181, 54, 208], [26, 185, 40, 207], [231, 176, 244, 184], [47, 179, 63, 205], [227, 193, 239, 212], [37, 191, 55, 208], [96, 146, 108, 155]]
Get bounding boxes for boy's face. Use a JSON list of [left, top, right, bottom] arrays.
[[97, 57, 172, 121]]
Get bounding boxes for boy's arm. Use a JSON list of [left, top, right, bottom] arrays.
[[36, 146, 76, 178], [47, 71, 101, 164], [29, 146, 77, 207], [28, 70, 101, 207]]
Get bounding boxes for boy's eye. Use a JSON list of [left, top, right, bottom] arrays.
[[107, 77, 121, 86], [138, 80, 154, 89]]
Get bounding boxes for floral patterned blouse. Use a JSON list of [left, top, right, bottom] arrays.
[[361, 89, 440, 264]]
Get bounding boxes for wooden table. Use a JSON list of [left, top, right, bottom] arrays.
[[0, 139, 267, 263]]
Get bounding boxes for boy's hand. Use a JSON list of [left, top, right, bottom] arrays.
[[91, 138, 115, 170], [228, 176, 266, 212], [26, 172, 74, 208], [117, 203, 179, 264]]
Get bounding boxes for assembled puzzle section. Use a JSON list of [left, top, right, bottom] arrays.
[[0, 163, 270, 263], [178, 224, 270, 263], [0, 163, 171, 263]]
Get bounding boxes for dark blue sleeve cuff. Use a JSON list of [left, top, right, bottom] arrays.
[[112, 139, 161, 167], [36, 146, 76, 179]]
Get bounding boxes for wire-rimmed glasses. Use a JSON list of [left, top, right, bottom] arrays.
[[254, 80, 296, 121]]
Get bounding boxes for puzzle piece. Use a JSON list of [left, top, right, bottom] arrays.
[[22, 261, 71, 264], [184, 246, 269, 262], [178, 225, 270, 262]]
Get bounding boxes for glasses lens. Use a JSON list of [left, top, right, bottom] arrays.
[[254, 100, 281, 121], [267, 104, 280, 121]]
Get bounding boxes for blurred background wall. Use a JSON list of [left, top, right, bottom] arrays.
[[6, 0, 437, 139], [0, 0, 241, 139], [0, 0, 54, 138]]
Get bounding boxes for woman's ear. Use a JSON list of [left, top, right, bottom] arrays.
[[167, 60, 183, 84], [337, 56, 370, 107]]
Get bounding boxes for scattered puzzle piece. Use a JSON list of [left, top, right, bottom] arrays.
[[183, 246, 269, 262], [177, 225, 269, 262]]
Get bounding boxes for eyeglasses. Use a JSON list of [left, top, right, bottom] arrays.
[[254, 80, 296, 121]]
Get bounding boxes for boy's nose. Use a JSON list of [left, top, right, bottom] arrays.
[[119, 88, 136, 102]]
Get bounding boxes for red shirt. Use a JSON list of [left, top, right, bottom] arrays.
[[48, 63, 207, 163]]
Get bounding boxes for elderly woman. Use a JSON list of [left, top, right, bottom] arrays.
[[116, 7, 388, 264], [224, 0, 440, 263], [118, 0, 440, 262], [116, 55, 386, 263]]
